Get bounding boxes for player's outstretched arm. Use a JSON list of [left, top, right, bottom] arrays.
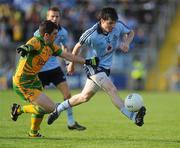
[[60, 51, 85, 64], [67, 42, 82, 75], [119, 30, 134, 52], [60, 51, 99, 67]]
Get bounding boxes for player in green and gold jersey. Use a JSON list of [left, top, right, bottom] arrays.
[[11, 20, 99, 137]]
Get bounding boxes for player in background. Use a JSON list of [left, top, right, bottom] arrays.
[[47, 7, 146, 127], [34, 6, 86, 131], [11, 20, 98, 137]]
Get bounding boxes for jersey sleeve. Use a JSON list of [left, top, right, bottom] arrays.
[[79, 29, 92, 47], [55, 28, 68, 46], [117, 21, 131, 35], [62, 29, 68, 45]]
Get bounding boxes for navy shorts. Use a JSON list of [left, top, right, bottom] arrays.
[[83, 65, 110, 78], [38, 67, 66, 87]]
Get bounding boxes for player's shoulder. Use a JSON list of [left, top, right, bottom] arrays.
[[82, 23, 98, 37], [116, 20, 130, 29], [61, 26, 67, 31], [79, 24, 98, 44], [27, 37, 40, 44], [58, 26, 68, 34], [87, 23, 98, 32], [26, 37, 41, 49]]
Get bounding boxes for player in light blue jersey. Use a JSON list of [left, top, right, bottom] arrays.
[[36, 6, 86, 130], [48, 7, 146, 127]]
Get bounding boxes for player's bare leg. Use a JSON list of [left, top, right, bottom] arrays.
[[90, 72, 146, 126], [57, 81, 86, 130], [31, 93, 56, 113], [48, 73, 146, 126], [11, 92, 56, 137], [90, 72, 124, 109], [47, 79, 97, 125]]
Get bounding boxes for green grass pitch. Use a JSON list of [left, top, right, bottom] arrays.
[[0, 89, 180, 148]]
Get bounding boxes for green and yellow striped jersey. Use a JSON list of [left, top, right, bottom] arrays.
[[14, 36, 62, 84]]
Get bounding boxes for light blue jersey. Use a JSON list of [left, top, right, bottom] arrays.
[[34, 27, 68, 72], [79, 21, 130, 69]]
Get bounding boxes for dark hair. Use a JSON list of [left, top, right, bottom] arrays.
[[39, 20, 58, 36], [48, 6, 61, 14], [99, 7, 118, 21]]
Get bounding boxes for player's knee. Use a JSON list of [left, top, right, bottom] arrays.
[[47, 107, 54, 113], [35, 106, 49, 114]]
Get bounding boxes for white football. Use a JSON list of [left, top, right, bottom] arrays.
[[124, 93, 144, 112]]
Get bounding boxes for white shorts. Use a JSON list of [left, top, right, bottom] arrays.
[[83, 72, 111, 93]]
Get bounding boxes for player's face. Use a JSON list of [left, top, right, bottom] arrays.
[[44, 29, 58, 44], [101, 19, 116, 33], [47, 10, 60, 26]]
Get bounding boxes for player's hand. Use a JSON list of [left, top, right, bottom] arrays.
[[85, 57, 99, 67], [119, 42, 129, 52], [16, 45, 30, 57], [67, 62, 75, 75]]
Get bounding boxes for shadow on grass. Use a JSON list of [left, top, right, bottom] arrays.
[[0, 136, 180, 143]]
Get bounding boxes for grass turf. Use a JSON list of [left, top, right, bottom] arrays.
[[0, 89, 180, 148]]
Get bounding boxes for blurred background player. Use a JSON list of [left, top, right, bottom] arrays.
[[34, 6, 86, 131], [130, 55, 146, 90], [47, 7, 146, 127], [11, 20, 98, 137]]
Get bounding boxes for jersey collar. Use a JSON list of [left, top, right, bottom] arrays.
[[35, 34, 51, 46], [35, 34, 45, 43]]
